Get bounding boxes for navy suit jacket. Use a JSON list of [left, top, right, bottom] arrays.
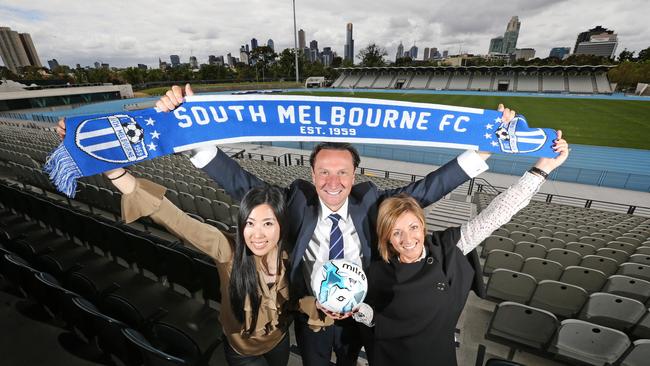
[[201, 150, 471, 297]]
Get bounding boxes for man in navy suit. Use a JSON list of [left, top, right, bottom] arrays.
[[157, 84, 492, 366]]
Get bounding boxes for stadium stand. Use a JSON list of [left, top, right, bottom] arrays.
[[333, 65, 615, 94]]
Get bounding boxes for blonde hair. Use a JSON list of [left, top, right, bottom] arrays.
[[376, 194, 426, 262]]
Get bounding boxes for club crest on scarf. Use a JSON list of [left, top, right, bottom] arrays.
[[494, 115, 547, 154], [75, 114, 148, 163]]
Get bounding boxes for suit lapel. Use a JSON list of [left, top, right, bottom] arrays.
[[290, 202, 318, 280], [349, 195, 371, 267]]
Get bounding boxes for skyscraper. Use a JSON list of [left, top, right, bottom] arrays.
[[409, 45, 418, 59], [189, 56, 198, 69], [0, 26, 39, 73], [423, 47, 430, 60], [298, 29, 306, 50], [573, 26, 613, 53], [321, 47, 333, 67], [344, 23, 354, 62], [251, 38, 258, 50], [489, 36, 504, 54], [170, 55, 180, 67], [267, 39, 275, 52], [549, 47, 571, 60], [502, 16, 521, 54], [396, 41, 404, 60]]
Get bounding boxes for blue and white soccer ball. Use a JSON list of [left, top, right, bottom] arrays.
[[122, 122, 144, 144], [311, 259, 368, 314]]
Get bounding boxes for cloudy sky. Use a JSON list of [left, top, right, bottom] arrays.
[[2, 0, 648, 68]]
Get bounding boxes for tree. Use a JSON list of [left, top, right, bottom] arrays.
[[618, 49, 635, 62], [250, 46, 277, 81], [638, 47, 650, 62], [357, 43, 387, 67]]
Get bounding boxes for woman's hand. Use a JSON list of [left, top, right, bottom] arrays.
[[155, 83, 194, 112], [316, 301, 353, 320], [477, 104, 518, 160], [534, 130, 569, 174], [56, 118, 66, 140]]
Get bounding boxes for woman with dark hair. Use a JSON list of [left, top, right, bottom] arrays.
[[352, 133, 570, 366]]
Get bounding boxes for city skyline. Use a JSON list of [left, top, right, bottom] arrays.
[[1, 0, 648, 68]]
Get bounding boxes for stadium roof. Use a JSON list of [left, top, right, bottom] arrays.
[[335, 65, 615, 72]]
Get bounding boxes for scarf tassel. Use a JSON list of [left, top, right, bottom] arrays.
[[43, 144, 82, 198]]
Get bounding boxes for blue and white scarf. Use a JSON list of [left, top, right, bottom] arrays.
[[45, 94, 558, 197]]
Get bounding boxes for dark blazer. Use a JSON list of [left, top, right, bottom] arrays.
[[201, 149, 471, 296]]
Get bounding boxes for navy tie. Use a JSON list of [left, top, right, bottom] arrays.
[[328, 213, 344, 259]]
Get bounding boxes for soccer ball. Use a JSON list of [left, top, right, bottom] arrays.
[[122, 122, 144, 144], [495, 126, 510, 140], [311, 259, 368, 314]]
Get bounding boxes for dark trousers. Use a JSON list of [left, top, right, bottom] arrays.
[[294, 315, 363, 366], [223, 333, 290, 366]]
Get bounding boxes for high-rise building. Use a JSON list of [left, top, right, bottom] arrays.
[[251, 38, 258, 50], [431, 47, 440, 59], [47, 59, 60, 70], [489, 36, 504, 54], [409, 45, 418, 59], [189, 56, 198, 69], [226, 53, 234, 66], [502, 16, 521, 54], [549, 47, 571, 60], [137, 64, 148, 70], [94, 61, 101, 69], [208, 55, 224, 66], [240, 46, 249, 64], [321, 47, 333, 67], [575, 32, 618, 58], [298, 29, 306, 50], [423, 47, 430, 60], [170, 55, 180, 67], [310, 40, 318, 52], [344, 23, 354, 62], [442, 50, 449, 58], [267, 39, 274, 52], [514, 48, 535, 60], [573, 26, 613, 53], [396, 41, 404, 60], [0, 26, 38, 73]]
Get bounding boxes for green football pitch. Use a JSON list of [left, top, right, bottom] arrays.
[[287, 91, 650, 150]]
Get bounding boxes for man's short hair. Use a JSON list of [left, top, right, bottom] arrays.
[[309, 142, 361, 169]]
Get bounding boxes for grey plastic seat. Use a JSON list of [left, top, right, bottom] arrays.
[[631, 310, 650, 339], [529, 280, 588, 318], [521, 257, 563, 282], [514, 242, 547, 260], [579, 236, 607, 249], [536, 236, 565, 250], [487, 301, 558, 349], [606, 241, 638, 255], [634, 246, 650, 255], [628, 254, 650, 266], [590, 232, 616, 242], [554, 231, 578, 243], [178, 192, 198, 215], [622, 233, 646, 242], [510, 231, 536, 244], [546, 248, 581, 268], [194, 195, 216, 221], [567, 228, 590, 237], [484, 250, 524, 275], [580, 255, 619, 277], [528, 227, 552, 238], [565, 242, 596, 257], [578, 292, 646, 332], [618, 263, 650, 282], [210, 200, 232, 225], [602, 275, 650, 303], [492, 227, 510, 238], [559, 266, 607, 293], [549, 319, 631, 366], [620, 339, 650, 366], [595, 248, 629, 264], [486, 269, 537, 303], [482, 236, 515, 257], [503, 223, 527, 233], [598, 228, 623, 237]]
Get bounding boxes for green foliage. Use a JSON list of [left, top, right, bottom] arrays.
[[357, 44, 387, 67], [619, 49, 635, 62]]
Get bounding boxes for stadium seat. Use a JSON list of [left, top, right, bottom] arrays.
[[546, 248, 581, 268], [595, 248, 630, 264], [549, 319, 631, 365], [567, 228, 590, 237], [619, 339, 650, 366], [565, 242, 596, 257], [578, 292, 646, 332], [607, 241, 638, 255], [559, 266, 607, 293], [528, 280, 588, 318], [210, 200, 232, 225], [492, 228, 510, 238], [487, 301, 558, 349], [618, 263, 650, 282], [179, 192, 198, 216], [580, 255, 619, 277], [195, 195, 216, 222], [521, 257, 563, 282], [579, 236, 607, 249], [122, 327, 193, 365], [510, 231, 536, 244], [482, 236, 515, 257], [634, 246, 650, 255], [631, 310, 650, 339], [528, 227, 552, 238], [536, 236, 565, 250], [602, 275, 650, 303], [514, 242, 547, 260], [486, 269, 537, 303], [484, 250, 524, 275], [157, 245, 202, 296], [193, 258, 221, 305], [553, 232, 579, 243]]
